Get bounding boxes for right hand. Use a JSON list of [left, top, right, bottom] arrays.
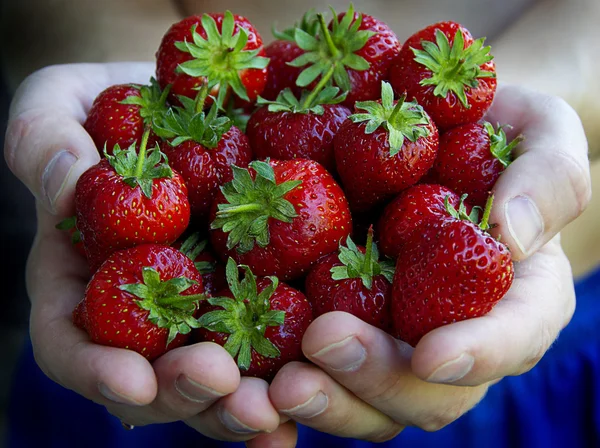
[[4, 63, 296, 447]]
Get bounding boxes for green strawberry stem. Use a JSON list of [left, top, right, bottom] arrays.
[[479, 195, 494, 231], [318, 13, 340, 59], [386, 96, 405, 124], [218, 203, 264, 216], [134, 127, 152, 178], [195, 83, 210, 113], [362, 225, 375, 274], [301, 65, 335, 109], [155, 292, 205, 306]]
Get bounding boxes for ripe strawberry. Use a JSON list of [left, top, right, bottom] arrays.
[[378, 184, 465, 259], [429, 122, 523, 207], [175, 233, 227, 297], [55, 216, 86, 258], [197, 258, 313, 381], [83, 79, 169, 154], [154, 87, 253, 222], [247, 84, 350, 173], [261, 10, 320, 101], [78, 244, 204, 360], [305, 227, 395, 331], [334, 81, 438, 212], [75, 129, 190, 271], [392, 196, 514, 346], [210, 159, 352, 281], [291, 5, 401, 108], [156, 11, 269, 108], [389, 21, 496, 131]]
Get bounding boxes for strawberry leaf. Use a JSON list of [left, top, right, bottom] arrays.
[[484, 121, 523, 168], [272, 9, 321, 41]]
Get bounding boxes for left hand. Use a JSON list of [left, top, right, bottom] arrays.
[[267, 85, 590, 441]]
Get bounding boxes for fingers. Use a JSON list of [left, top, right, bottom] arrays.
[[411, 235, 575, 386], [4, 62, 154, 215], [298, 312, 488, 432], [270, 362, 403, 442], [485, 84, 592, 260], [245, 421, 298, 448], [185, 377, 281, 442]]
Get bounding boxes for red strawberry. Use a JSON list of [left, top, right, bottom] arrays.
[[389, 21, 496, 131], [78, 244, 204, 360], [83, 79, 168, 155], [378, 184, 466, 259], [55, 216, 87, 258], [247, 84, 351, 173], [430, 122, 523, 207], [155, 87, 253, 222], [197, 258, 312, 381], [305, 227, 395, 331], [75, 129, 190, 271], [290, 5, 401, 108], [175, 233, 227, 297], [392, 196, 514, 346], [210, 159, 352, 281], [261, 10, 320, 100], [334, 81, 438, 212], [156, 11, 268, 108]]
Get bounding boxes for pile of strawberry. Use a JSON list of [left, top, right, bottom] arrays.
[[61, 5, 518, 381]]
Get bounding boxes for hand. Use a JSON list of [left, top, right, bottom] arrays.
[[5, 63, 296, 446], [268, 84, 591, 441]]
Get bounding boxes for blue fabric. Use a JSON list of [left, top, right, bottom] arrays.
[[7, 267, 600, 448]]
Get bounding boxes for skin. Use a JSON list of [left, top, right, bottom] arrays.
[[1, 0, 598, 446]]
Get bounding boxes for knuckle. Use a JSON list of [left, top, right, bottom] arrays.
[[365, 423, 405, 443], [555, 150, 592, 217], [519, 317, 555, 374], [414, 391, 480, 432], [4, 108, 46, 174]]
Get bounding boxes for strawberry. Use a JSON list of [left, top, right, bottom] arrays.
[[305, 227, 395, 331], [75, 129, 190, 271], [378, 184, 465, 259], [334, 81, 438, 212], [55, 216, 86, 258], [197, 258, 313, 381], [175, 233, 227, 297], [290, 5, 401, 108], [83, 79, 169, 155], [247, 83, 350, 173], [210, 159, 352, 281], [392, 196, 514, 346], [78, 244, 204, 360], [429, 122, 523, 207], [154, 86, 253, 222], [156, 11, 269, 108], [389, 21, 496, 131]]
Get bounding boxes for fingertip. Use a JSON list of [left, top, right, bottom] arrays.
[[301, 311, 365, 357], [269, 362, 324, 412], [245, 421, 298, 448]]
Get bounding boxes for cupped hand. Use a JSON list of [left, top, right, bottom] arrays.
[[268, 84, 591, 441], [5, 63, 296, 446]]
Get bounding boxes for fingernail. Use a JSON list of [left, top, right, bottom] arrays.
[[98, 382, 143, 406], [281, 391, 328, 419], [426, 353, 475, 384], [505, 196, 544, 255], [218, 408, 261, 434], [311, 336, 366, 372], [42, 150, 78, 214], [175, 375, 225, 403]]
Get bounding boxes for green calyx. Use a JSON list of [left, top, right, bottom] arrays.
[[349, 81, 431, 156], [257, 65, 346, 115], [272, 9, 321, 41], [119, 267, 205, 346], [178, 233, 216, 274], [153, 84, 233, 148], [210, 160, 302, 254], [106, 127, 173, 199], [175, 11, 270, 107], [411, 28, 495, 108], [484, 121, 523, 168], [55, 216, 82, 245], [330, 226, 395, 289], [290, 4, 375, 92], [444, 194, 494, 231], [198, 258, 285, 370], [121, 77, 171, 126]]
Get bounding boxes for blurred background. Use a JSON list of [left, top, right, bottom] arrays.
[[0, 0, 598, 446]]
